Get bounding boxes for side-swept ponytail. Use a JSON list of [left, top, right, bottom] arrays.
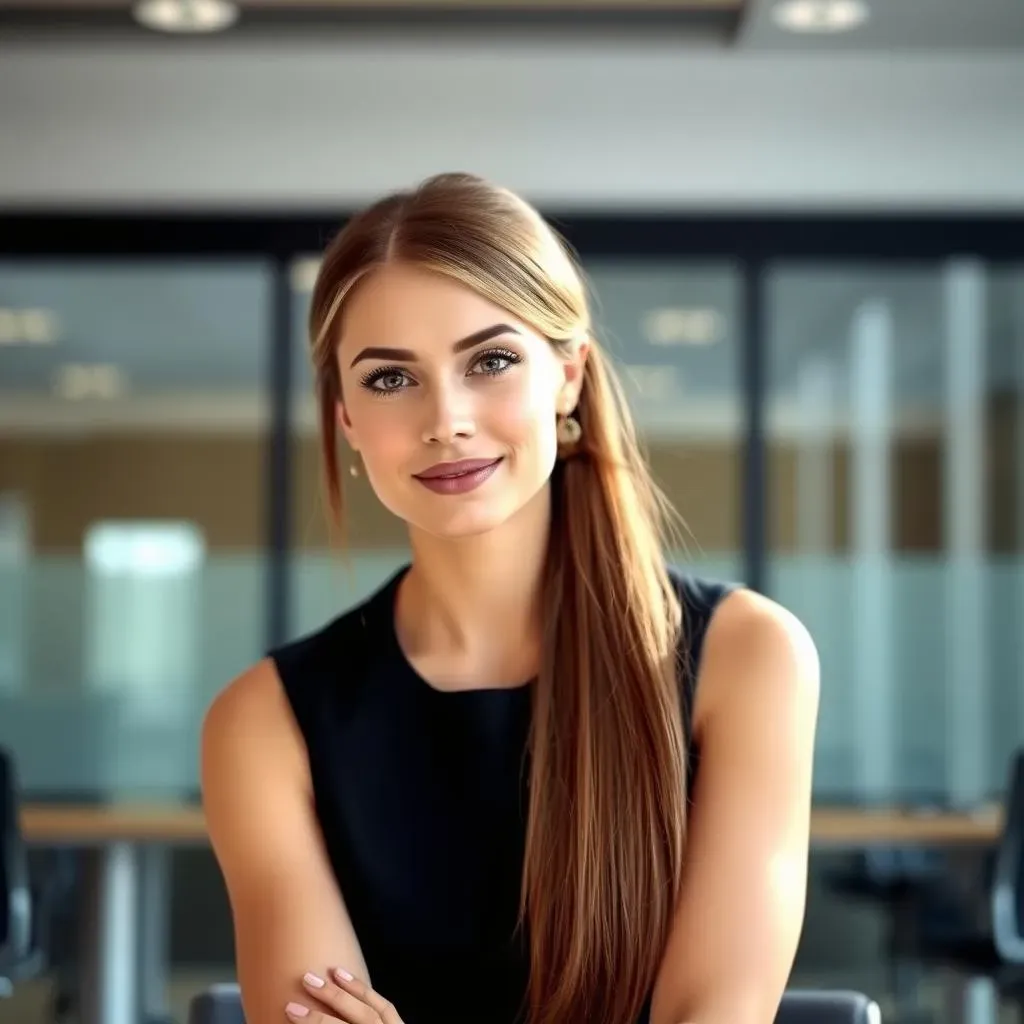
[[524, 345, 686, 1024]]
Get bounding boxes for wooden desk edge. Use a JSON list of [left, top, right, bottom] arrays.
[[20, 804, 1004, 845], [810, 807, 1002, 844], [21, 804, 208, 843]]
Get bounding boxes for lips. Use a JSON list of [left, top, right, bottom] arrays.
[[414, 458, 503, 480], [412, 457, 504, 496]]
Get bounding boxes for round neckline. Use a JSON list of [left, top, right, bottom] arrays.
[[380, 565, 535, 699]]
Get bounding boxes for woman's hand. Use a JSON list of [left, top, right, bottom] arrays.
[[285, 967, 405, 1024]]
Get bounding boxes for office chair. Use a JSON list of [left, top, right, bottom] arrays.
[[899, 748, 1024, 1021], [0, 746, 43, 996], [776, 990, 881, 1024], [822, 844, 949, 1009], [187, 984, 244, 1024], [992, 749, 1024, 964], [188, 983, 881, 1024]]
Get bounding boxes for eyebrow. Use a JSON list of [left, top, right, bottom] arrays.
[[348, 323, 520, 368]]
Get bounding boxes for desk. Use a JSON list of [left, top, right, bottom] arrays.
[[19, 802, 1005, 1024], [810, 806, 1002, 846], [22, 802, 1005, 847], [22, 804, 207, 845], [22, 804, 208, 1024]]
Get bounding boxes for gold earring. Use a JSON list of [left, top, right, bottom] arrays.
[[557, 413, 582, 446]]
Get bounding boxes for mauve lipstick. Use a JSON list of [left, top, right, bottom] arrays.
[[413, 457, 503, 495]]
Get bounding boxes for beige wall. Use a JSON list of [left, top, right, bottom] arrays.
[[2, 412, 1018, 556]]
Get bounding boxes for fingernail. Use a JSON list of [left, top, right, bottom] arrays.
[[285, 1004, 309, 1019], [333, 966, 355, 982], [303, 972, 325, 988]]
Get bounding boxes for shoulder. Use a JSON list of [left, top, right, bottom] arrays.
[[202, 651, 305, 754], [665, 564, 740, 677], [267, 570, 403, 706], [270, 587, 385, 681], [201, 657, 310, 816], [666, 566, 738, 636], [202, 571, 404, 787], [691, 584, 820, 742], [664, 566, 741, 754], [666, 564, 736, 611], [207, 570, 407, 771]]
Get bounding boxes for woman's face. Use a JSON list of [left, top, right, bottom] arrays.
[[334, 262, 587, 540]]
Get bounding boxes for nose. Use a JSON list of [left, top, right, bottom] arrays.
[[422, 383, 477, 445]]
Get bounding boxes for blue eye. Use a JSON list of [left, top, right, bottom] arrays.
[[471, 348, 521, 377], [358, 347, 520, 398], [360, 366, 413, 397]]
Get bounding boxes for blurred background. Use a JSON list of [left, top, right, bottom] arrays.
[[1, 1, 1023, 1022]]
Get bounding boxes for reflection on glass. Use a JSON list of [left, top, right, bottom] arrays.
[[0, 260, 271, 798], [0, 493, 30, 693], [990, 265, 1024, 807], [287, 256, 743, 639], [768, 263, 1022, 807], [84, 520, 206, 796], [84, 521, 205, 712]]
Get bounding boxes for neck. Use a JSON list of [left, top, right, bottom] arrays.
[[398, 484, 551, 679]]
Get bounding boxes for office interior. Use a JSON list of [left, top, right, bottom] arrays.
[[2, 0, 1024, 1022]]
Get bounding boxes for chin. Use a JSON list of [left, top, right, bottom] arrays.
[[415, 507, 514, 540], [393, 488, 525, 540], [378, 477, 548, 542]]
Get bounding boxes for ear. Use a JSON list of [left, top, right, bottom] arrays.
[[557, 336, 590, 414], [335, 399, 359, 453]]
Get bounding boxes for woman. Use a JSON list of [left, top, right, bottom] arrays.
[[201, 173, 820, 1024]]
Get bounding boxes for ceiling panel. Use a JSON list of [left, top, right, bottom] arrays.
[[0, 0, 743, 43], [0, 261, 271, 394], [740, 0, 1024, 51], [1, 0, 1021, 48]]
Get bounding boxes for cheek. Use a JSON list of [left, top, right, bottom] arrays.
[[347, 399, 414, 463], [487, 372, 558, 452]]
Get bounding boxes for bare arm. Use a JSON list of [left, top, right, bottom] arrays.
[[649, 590, 820, 1024], [201, 659, 370, 1024]]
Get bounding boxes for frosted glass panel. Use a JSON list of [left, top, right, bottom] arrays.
[[767, 262, 1024, 806], [0, 258, 272, 798], [0, 493, 29, 693], [84, 521, 205, 714]]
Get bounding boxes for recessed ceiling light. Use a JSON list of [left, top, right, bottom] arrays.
[[0, 308, 60, 345], [0, 309, 20, 345], [18, 309, 61, 345], [772, 0, 869, 33], [54, 364, 127, 401], [644, 308, 723, 346], [290, 257, 322, 295], [132, 0, 239, 34]]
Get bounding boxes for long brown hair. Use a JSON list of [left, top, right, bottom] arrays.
[[308, 173, 686, 1024]]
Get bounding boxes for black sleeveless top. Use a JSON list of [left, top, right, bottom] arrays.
[[271, 565, 736, 1024]]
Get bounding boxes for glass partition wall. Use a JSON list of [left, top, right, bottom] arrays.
[[2, 213, 1022, 810]]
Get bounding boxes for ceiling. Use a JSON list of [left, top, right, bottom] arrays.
[[0, 0, 1022, 50], [740, 0, 1024, 51], [0, 0, 744, 42]]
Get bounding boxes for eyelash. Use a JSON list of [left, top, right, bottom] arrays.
[[358, 347, 522, 398]]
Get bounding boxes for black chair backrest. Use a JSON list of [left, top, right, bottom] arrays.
[[992, 748, 1024, 962], [0, 747, 32, 964], [188, 984, 880, 1024], [188, 983, 245, 1024], [776, 989, 881, 1024]]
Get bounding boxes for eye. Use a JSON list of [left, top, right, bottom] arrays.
[[359, 366, 415, 396], [470, 347, 521, 378]]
